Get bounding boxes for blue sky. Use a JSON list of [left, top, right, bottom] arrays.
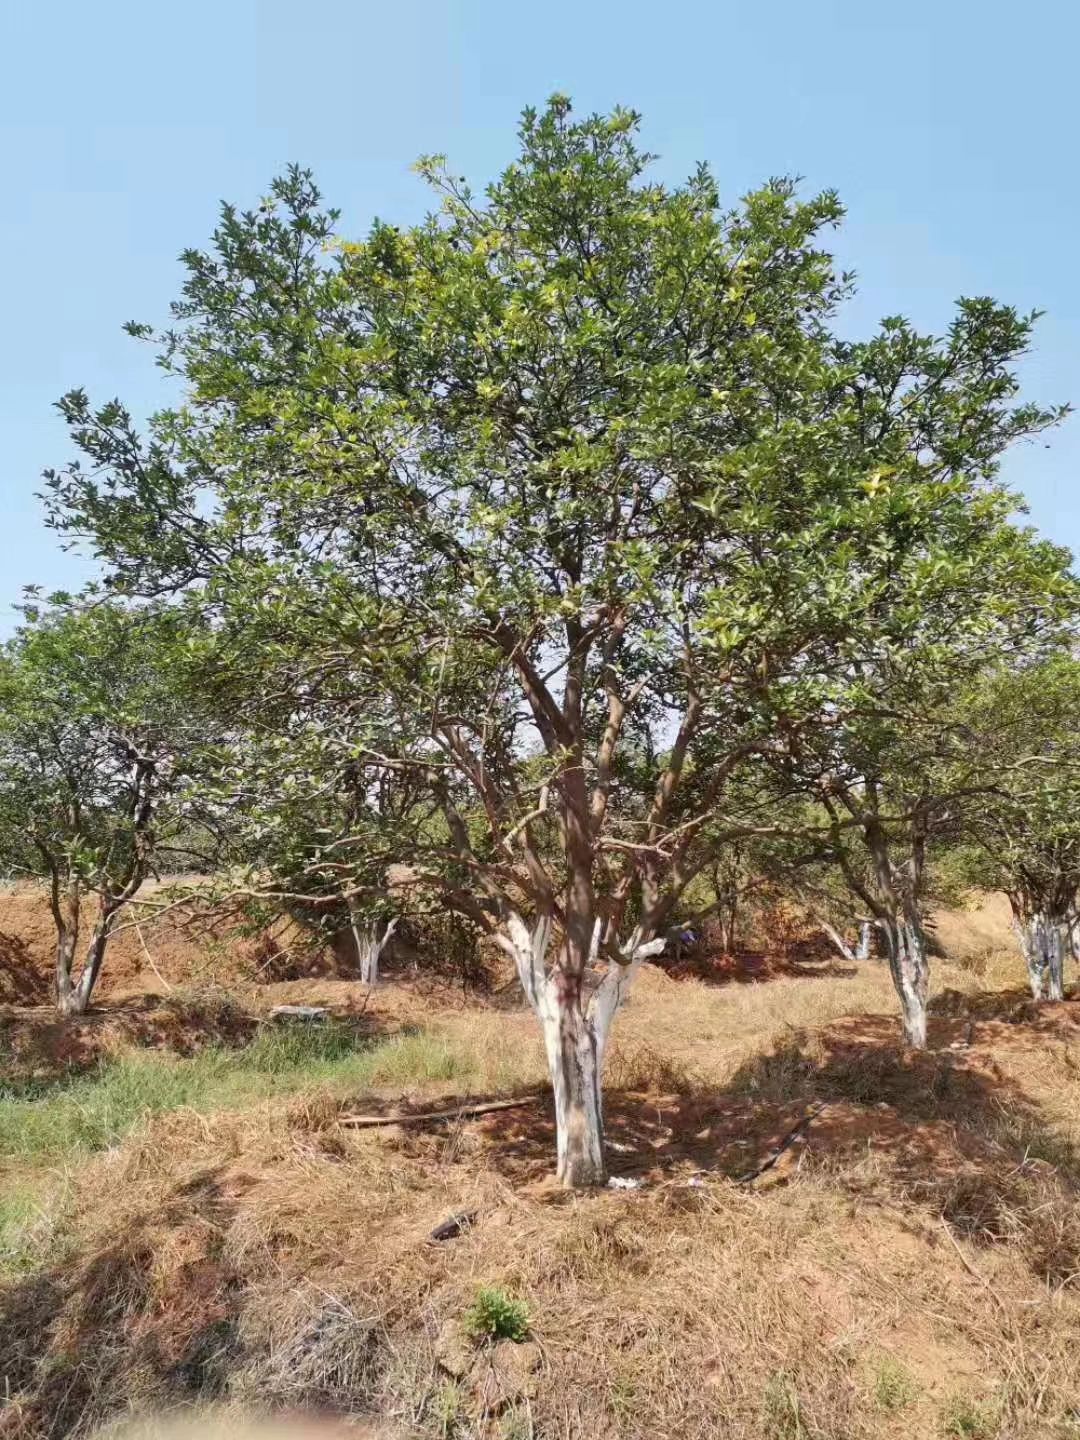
[[2, 0, 1077, 631]]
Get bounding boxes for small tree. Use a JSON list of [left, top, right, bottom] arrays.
[[0, 604, 213, 1015], [205, 722, 418, 986], [950, 657, 1080, 1000]]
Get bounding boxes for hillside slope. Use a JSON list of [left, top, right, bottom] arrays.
[[2, 893, 1079, 1439]]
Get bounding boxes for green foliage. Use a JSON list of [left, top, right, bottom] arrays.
[[0, 604, 207, 880], [39, 96, 1078, 1030], [463, 1286, 531, 1343], [949, 656, 1080, 920], [0, 602, 223, 1010]]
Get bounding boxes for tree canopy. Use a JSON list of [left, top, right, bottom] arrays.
[[38, 96, 1078, 1179], [0, 603, 217, 1013]]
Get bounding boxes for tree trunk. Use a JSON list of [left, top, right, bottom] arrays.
[[500, 912, 665, 1187], [55, 925, 80, 1017], [350, 911, 399, 987], [588, 915, 611, 964], [881, 908, 929, 1048], [1018, 912, 1066, 1002], [56, 917, 112, 1018], [54, 880, 83, 1017], [856, 920, 874, 962], [70, 923, 110, 1015], [543, 984, 605, 1186], [1067, 912, 1080, 965], [817, 918, 856, 963], [718, 898, 737, 954]]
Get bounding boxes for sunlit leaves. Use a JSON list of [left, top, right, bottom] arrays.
[[36, 97, 1079, 942]]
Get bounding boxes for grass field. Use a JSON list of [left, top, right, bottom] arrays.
[[2, 897, 1080, 1440]]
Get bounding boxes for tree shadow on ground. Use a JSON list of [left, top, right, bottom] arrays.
[[461, 1012, 1080, 1280], [0, 1167, 248, 1438], [0, 992, 261, 1090], [931, 984, 1080, 1025], [0, 994, 392, 1094], [0, 931, 49, 1005], [661, 944, 859, 988]]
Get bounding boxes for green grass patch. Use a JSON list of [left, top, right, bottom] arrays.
[[0, 1022, 477, 1162], [0, 1174, 67, 1277], [873, 1355, 918, 1412]]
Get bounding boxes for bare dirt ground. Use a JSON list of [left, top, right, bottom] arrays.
[[2, 890, 1079, 1439]]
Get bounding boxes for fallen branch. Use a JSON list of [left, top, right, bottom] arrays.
[[737, 1103, 826, 1183], [338, 1093, 542, 1129], [430, 1210, 478, 1242], [135, 922, 174, 994]]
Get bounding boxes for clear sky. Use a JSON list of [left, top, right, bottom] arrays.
[[2, 0, 1077, 632]]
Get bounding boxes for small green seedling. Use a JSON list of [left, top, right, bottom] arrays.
[[463, 1286, 530, 1343]]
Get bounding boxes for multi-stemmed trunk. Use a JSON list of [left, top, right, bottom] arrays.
[[1016, 910, 1067, 1002], [349, 909, 399, 987], [501, 911, 664, 1187], [858, 811, 932, 1050], [878, 904, 929, 1048], [55, 899, 115, 1018]]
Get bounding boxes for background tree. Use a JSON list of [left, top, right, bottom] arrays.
[[0, 603, 216, 1016], [201, 719, 424, 987], [739, 300, 1076, 1046], [947, 657, 1080, 1000]]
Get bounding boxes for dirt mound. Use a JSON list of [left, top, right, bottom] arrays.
[[0, 887, 252, 1006], [0, 887, 503, 1012], [931, 890, 1015, 961]]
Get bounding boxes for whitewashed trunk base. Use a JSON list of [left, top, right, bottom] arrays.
[[351, 914, 399, 987], [1020, 914, 1066, 1002], [498, 912, 665, 1187], [883, 915, 929, 1049]]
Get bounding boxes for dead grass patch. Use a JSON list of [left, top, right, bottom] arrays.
[[2, 895, 1080, 1438]]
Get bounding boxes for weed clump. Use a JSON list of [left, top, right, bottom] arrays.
[[941, 1393, 1000, 1438], [873, 1354, 918, 1412], [463, 1287, 530, 1343]]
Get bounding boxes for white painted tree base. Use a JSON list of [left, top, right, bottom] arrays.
[[497, 911, 665, 1186]]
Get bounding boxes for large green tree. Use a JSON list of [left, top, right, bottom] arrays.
[[44, 98, 1073, 1174]]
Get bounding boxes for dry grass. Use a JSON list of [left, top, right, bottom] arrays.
[[2, 902, 1080, 1439]]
